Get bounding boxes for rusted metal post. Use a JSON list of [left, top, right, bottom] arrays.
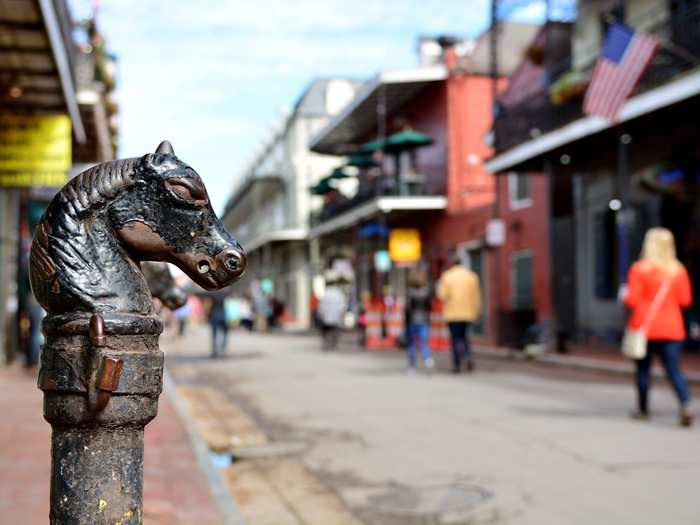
[[40, 314, 161, 524], [30, 141, 246, 524]]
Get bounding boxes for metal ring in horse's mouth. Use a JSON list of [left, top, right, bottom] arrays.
[[197, 260, 210, 274], [224, 253, 240, 272]]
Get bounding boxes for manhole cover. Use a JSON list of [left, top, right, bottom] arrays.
[[369, 483, 492, 517], [232, 441, 308, 460]]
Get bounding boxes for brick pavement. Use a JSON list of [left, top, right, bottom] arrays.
[[0, 363, 225, 525]]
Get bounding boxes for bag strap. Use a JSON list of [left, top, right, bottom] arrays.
[[640, 279, 672, 334]]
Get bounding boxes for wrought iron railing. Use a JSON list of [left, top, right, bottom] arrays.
[[494, 2, 700, 154], [309, 172, 446, 228]]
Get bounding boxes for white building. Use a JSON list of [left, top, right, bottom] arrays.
[[222, 79, 359, 328]]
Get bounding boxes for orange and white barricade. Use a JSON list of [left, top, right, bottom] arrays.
[[364, 298, 403, 350], [364, 303, 384, 349], [384, 298, 404, 349], [428, 299, 450, 352]]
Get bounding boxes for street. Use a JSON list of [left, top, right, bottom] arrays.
[[165, 326, 700, 525]]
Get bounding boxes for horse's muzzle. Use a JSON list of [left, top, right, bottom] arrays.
[[214, 247, 247, 281]]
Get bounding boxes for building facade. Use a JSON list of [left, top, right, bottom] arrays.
[[487, 0, 700, 349], [221, 79, 359, 329], [308, 24, 550, 347]]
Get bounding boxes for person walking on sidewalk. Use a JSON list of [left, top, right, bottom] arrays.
[[318, 272, 346, 351], [206, 289, 230, 358], [624, 228, 693, 426], [405, 269, 435, 372], [438, 253, 482, 373]]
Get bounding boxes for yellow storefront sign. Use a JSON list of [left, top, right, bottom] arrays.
[[388, 228, 421, 263], [0, 115, 71, 187], [0, 172, 68, 187]]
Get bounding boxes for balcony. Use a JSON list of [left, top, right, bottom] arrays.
[[311, 168, 446, 227], [307, 166, 448, 239], [493, 3, 700, 154]]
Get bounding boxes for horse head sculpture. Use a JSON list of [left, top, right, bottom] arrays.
[[30, 140, 246, 317], [142, 261, 188, 311]]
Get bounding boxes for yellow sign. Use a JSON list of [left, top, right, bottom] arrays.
[[389, 228, 421, 263], [0, 172, 68, 187], [0, 115, 71, 187]]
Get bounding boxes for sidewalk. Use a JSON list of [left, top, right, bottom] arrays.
[[472, 343, 700, 385], [0, 363, 226, 525]]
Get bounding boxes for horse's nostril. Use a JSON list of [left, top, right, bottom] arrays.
[[225, 253, 240, 271], [197, 260, 210, 274]]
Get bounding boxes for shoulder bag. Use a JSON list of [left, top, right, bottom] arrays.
[[621, 279, 672, 360]]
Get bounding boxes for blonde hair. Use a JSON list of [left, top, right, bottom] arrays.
[[641, 227, 681, 275]]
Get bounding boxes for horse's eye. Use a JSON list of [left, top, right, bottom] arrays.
[[165, 177, 208, 206]]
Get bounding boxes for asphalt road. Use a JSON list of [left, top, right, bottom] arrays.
[[165, 326, 700, 525]]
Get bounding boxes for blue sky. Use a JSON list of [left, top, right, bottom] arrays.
[[69, 1, 552, 214]]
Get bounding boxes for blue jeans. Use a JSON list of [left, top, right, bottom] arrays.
[[636, 340, 690, 412], [407, 323, 432, 367], [448, 322, 471, 370], [210, 314, 229, 358]]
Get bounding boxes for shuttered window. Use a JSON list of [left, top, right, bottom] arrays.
[[512, 251, 534, 310]]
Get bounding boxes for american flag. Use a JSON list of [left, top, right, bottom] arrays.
[[583, 23, 659, 121]]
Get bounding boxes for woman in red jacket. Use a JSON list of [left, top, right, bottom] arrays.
[[624, 228, 693, 426]]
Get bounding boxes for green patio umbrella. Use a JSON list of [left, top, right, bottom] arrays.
[[357, 137, 386, 154], [327, 167, 353, 180], [384, 129, 433, 152], [309, 178, 335, 195], [346, 153, 378, 168]]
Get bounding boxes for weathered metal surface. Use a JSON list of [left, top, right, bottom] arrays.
[[142, 261, 188, 310], [30, 140, 245, 316], [38, 337, 164, 395], [29, 141, 246, 524]]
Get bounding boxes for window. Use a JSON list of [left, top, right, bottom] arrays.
[[511, 251, 534, 310], [508, 173, 532, 209]]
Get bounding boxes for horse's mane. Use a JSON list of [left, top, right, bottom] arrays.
[[30, 158, 141, 299], [60, 157, 140, 216]]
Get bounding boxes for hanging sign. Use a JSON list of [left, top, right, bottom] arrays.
[[0, 115, 72, 187], [260, 278, 274, 295], [486, 219, 506, 247], [388, 228, 421, 263]]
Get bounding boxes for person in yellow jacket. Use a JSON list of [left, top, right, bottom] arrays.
[[437, 254, 482, 373]]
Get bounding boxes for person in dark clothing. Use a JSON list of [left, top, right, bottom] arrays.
[[207, 289, 230, 358], [405, 269, 435, 372]]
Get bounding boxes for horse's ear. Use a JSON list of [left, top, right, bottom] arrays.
[[155, 140, 174, 155]]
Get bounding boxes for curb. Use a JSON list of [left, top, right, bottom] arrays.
[[163, 370, 246, 525], [473, 346, 700, 386]]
